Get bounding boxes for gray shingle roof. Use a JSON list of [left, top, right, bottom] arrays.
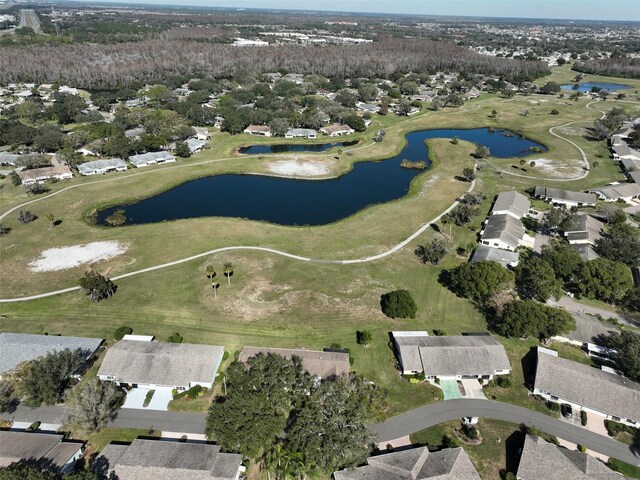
[[534, 348, 640, 422], [0, 431, 82, 469], [516, 435, 621, 480], [238, 346, 350, 379], [285, 128, 317, 137], [128, 151, 175, 166], [0, 333, 103, 376], [563, 214, 604, 245], [534, 186, 597, 205], [492, 191, 530, 218], [185, 138, 208, 152], [77, 158, 127, 174], [470, 245, 519, 268], [94, 439, 242, 480], [590, 182, 640, 200], [333, 447, 481, 480], [570, 244, 600, 261], [97, 340, 224, 388], [481, 214, 525, 249]]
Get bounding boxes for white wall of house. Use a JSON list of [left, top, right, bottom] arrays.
[[481, 238, 517, 252]]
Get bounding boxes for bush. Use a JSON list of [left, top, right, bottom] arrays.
[[433, 329, 447, 336], [186, 384, 205, 399], [580, 410, 588, 426], [26, 421, 41, 432], [24, 183, 50, 195], [114, 326, 132, 340], [462, 424, 479, 440], [546, 401, 560, 412], [80, 271, 117, 302], [167, 332, 183, 343], [497, 376, 512, 388], [442, 435, 458, 448], [222, 351, 230, 361], [0, 223, 10, 235], [380, 290, 417, 319], [17, 209, 37, 223], [356, 330, 372, 345], [550, 108, 560, 115]]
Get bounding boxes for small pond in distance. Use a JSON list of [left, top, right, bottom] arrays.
[[98, 128, 546, 227], [238, 140, 358, 154], [560, 81, 631, 93]]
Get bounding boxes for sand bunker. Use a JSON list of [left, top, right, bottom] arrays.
[[268, 160, 330, 177], [29, 241, 127, 272], [531, 158, 584, 178]]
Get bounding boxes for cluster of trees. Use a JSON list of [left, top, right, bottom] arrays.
[[589, 107, 629, 141], [205, 353, 386, 475], [79, 271, 117, 302], [602, 331, 640, 382], [573, 56, 640, 79], [0, 38, 549, 90]]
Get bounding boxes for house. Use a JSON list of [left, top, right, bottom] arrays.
[[77, 158, 128, 176], [480, 214, 533, 251], [470, 245, 520, 268], [491, 191, 530, 219], [0, 152, 22, 165], [533, 347, 640, 427], [551, 315, 618, 361], [124, 127, 145, 139], [0, 332, 102, 378], [284, 128, 317, 139], [238, 346, 349, 379], [534, 186, 597, 208], [185, 138, 208, 153], [243, 125, 272, 136], [194, 127, 211, 140], [333, 446, 481, 480], [516, 435, 621, 480], [562, 214, 603, 261], [0, 431, 83, 473], [17, 165, 73, 185], [58, 86, 79, 95], [320, 124, 355, 137], [125, 98, 144, 108], [589, 182, 640, 202], [97, 339, 224, 391], [392, 332, 511, 380], [356, 102, 380, 114], [620, 157, 640, 180], [94, 438, 244, 480], [128, 151, 176, 168]]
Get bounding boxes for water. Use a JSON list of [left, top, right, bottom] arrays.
[[560, 82, 631, 93], [98, 128, 545, 227], [238, 140, 358, 154]]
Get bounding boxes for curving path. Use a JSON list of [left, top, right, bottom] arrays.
[[371, 398, 640, 466]]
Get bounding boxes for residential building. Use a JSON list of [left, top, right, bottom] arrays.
[[562, 214, 603, 261], [17, 165, 73, 185], [589, 182, 640, 202], [620, 157, 640, 182], [470, 245, 520, 268], [533, 186, 597, 208], [0, 332, 102, 377], [243, 124, 272, 136], [333, 446, 481, 480], [533, 347, 640, 427], [185, 138, 208, 153], [516, 434, 621, 480], [356, 102, 380, 114], [77, 158, 128, 176], [97, 339, 224, 391], [551, 315, 618, 361], [124, 127, 145, 139], [238, 346, 349, 379], [284, 128, 317, 139], [490, 191, 531, 219], [480, 214, 533, 251], [128, 151, 176, 168], [392, 333, 511, 380], [0, 431, 83, 473], [94, 439, 244, 480], [194, 127, 211, 140], [58, 86, 79, 95], [320, 124, 355, 136], [0, 152, 22, 165]]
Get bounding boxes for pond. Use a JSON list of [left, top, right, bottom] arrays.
[[238, 140, 358, 154], [561, 81, 632, 93], [98, 128, 545, 227]]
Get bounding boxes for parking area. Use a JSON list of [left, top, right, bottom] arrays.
[[122, 388, 173, 411]]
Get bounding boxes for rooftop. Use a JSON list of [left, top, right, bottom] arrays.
[[128, 151, 175, 166], [0, 332, 102, 375], [590, 182, 640, 200], [492, 190, 530, 218], [470, 245, 519, 268], [534, 186, 597, 205], [77, 158, 127, 174], [481, 214, 525, 249], [0, 431, 82, 469], [238, 346, 349, 379], [534, 347, 640, 422], [17, 165, 72, 182]]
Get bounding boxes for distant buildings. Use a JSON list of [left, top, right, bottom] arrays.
[[238, 346, 350, 379]]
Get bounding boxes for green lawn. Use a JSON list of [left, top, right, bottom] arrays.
[[607, 458, 640, 479]]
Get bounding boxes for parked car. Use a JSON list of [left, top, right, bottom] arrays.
[[561, 403, 573, 418]]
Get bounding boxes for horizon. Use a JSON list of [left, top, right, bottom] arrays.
[[62, 0, 640, 22]]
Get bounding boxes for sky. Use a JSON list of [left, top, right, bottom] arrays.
[[72, 0, 640, 21]]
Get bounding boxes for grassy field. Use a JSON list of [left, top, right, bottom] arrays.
[[2, 68, 640, 426]]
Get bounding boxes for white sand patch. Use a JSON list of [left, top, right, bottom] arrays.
[[531, 158, 584, 177], [29, 241, 127, 272], [268, 160, 330, 177]]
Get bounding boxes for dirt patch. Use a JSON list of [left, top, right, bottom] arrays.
[[530, 158, 584, 178], [28, 241, 127, 272], [267, 159, 332, 177]]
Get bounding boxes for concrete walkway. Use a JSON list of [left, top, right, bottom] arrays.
[[547, 296, 637, 327]]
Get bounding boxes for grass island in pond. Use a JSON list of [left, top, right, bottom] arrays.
[[97, 128, 546, 227]]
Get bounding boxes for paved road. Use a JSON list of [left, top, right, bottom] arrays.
[[370, 398, 640, 466], [18, 9, 41, 33], [547, 295, 639, 327]]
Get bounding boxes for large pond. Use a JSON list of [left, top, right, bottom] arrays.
[[238, 140, 358, 154], [98, 128, 545, 227], [561, 81, 631, 93]]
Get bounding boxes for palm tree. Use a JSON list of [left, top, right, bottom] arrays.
[[441, 214, 453, 240], [223, 262, 233, 286], [205, 264, 216, 279], [211, 280, 220, 298], [45, 212, 55, 229]]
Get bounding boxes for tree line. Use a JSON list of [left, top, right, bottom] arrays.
[[573, 57, 640, 79]]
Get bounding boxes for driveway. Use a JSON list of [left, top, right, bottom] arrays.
[[460, 379, 486, 399], [438, 380, 464, 400], [533, 233, 550, 254], [122, 388, 173, 411]]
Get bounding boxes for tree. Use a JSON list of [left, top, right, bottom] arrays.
[[174, 141, 191, 158], [540, 207, 575, 234], [269, 117, 291, 137], [205, 264, 216, 279], [45, 213, 55, 229], [492, 300, 575, 340], [52, 92, 86, 124], [335, 90, 357, 108], [474, 145, 490, 158], [18, 349, 86, 407], [356, 330, 372, 345], [357, 83, 377, 101], [603, 331, 640, 383], [622, 287, 640, 321], [447, 261, 515, 302], [490, 109, 498, 118], [595, 223, 640, 268], [79, 271, 117, 302], [415, 238, 448, 265], [65, 378, 125, 434], [211, 280, 220, 298], [540, 239, 583, 282], [205, 354, 310, 458], [550, 108, 560, 115], [597, 205, 627, 225], [515, 254, 563, 302], [0, 463, 98, 480], [397, 99, 413, 116], [576, 258, 633, 303], [449, 203, 477, 227], [17, 210, 37, 224], [541, 81, 561, 94], [380, 290, 417, 319], [33, 124, 64, 152], [0, 380, 15, 413], [285, 375, 385, 472], [0, 224, 10, 236], [223, 262, 234, 286], [343, 114, 366, 132], [461, 167, 475, 182]]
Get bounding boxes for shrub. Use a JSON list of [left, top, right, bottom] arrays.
[[114, 326, 132, 340], [0, 224, 10, 235], [167, 332, 183, 343], [497, 375, 512, 388], [356, 330, 372, 345], [550, 108, 560, 115], [26, 421, 41, 432], [186, 384, 205, 399], [80, 271, 117, 302], [17, 210, 37, 223], [580, 410, 588, 426], [222, 351, 230, 361], [462, 424, 479, 440], [442, 435, 458, 448], [546, 401, 560, 412], [433, 329, 447, 336], [380, 290, 417, 319], [24, 183, 50, 195]]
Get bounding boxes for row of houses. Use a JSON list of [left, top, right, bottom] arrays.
[[242, 123, 355, 138]]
